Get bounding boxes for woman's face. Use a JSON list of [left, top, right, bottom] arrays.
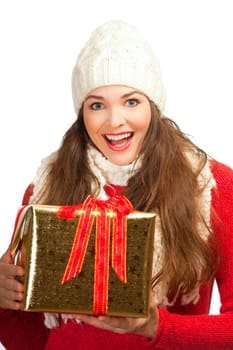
[[83, 85, 151, 166]]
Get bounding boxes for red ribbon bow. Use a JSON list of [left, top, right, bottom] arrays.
[[57, 194, 134, 315]]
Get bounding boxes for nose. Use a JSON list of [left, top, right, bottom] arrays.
[[107, 106, 125, 127]]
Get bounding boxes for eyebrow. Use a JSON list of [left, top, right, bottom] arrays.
[[85, 94, 104, 101], [84, 90, 144, 102], [121, 90, 144, 98]]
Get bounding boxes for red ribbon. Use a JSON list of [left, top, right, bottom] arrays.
[[57, 194, 134, 315]]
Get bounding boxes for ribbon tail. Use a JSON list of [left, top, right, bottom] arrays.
[[60, 206, 94, 284], [93, 209, 111, 315], [112, 214, 127, 283]]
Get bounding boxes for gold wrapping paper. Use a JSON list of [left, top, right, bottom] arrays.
[[11, 205, 155, 317]]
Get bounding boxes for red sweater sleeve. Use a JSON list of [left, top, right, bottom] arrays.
[[147, 161, 233, 349], [0, 311, 49, 350]]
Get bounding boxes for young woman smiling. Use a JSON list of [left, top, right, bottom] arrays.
[[0, 20, 233, 349], [83, 86, 151, 166]]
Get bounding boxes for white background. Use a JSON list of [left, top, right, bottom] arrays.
[[0, 1, 232, 345]]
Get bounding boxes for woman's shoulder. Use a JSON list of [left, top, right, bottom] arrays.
[[209, 159, 233, 187], [209, 159, 233, 214]]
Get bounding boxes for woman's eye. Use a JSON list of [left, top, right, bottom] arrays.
[[126, 99, 138, 107], [91, 102, 104, 110]]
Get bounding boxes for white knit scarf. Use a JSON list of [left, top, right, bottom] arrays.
[[29, 146, 216, 328]]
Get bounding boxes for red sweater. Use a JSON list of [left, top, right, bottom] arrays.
[[0, 161, 233, 349]]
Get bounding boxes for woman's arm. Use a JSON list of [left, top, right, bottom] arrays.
[[146, 161, 233, 349], [0, 247, 49, 349]]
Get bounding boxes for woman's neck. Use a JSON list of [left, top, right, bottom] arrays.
[[87, 145, 141, 199]]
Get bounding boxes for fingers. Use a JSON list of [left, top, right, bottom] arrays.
[[0, 248, 25, 310], [0, 287, 23, 310], [98, 315, 130, 330], [0, 261, 24, 279], [73, 314, 119, 332], [0, 278, 24, 310], [73, 296, 159, 338], [0, 274, 24, 292], [0, 280, 24, 309], [74, 313, 141, 334]]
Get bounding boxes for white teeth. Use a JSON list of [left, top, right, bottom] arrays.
[[105, 133, 131, 141]]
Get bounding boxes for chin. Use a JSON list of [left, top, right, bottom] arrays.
[[109, 157, 135, 166]]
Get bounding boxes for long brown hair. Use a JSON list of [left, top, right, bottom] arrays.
[[39, 101, 217, 297]]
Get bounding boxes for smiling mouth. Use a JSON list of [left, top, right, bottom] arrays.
[[104, 132, 133, 145]]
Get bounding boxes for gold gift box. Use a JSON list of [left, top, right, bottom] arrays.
[[11, 204, 155, 317]]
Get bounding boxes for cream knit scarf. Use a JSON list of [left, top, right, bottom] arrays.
[[29, 146, 216, 328]]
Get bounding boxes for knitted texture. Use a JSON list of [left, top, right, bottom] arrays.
[[72, 20, 166, 114]]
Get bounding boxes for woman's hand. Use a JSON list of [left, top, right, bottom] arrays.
[[74, 291, 159, 339], [0, 247, 24, 310]]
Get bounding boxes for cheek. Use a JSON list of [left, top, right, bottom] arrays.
[[83, 108, 106, 136], [134, 109, 151, 132], [84, 118, 94, 135], [83, 112, 99, 136]]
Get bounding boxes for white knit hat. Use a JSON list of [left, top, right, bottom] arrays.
[[72, 20, 166, 114]]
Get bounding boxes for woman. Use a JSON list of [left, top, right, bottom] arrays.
[[0, 20, 233, 349]]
